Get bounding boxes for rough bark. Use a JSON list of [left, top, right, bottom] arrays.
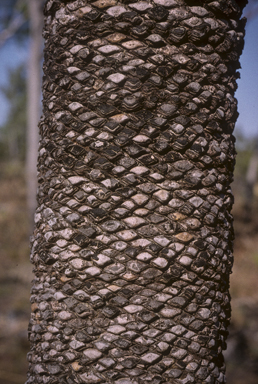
[[26, 1, 247, 383]]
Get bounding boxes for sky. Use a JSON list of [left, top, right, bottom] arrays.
[[235, 13, 258, 138], [0, 39, 28, 122], [0, 7, 258, 138]]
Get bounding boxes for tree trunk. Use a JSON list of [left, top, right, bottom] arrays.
[[26, 0, 43, 226], [26, 1, 247, 383]]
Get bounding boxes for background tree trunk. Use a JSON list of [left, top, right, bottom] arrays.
[[27, 1, 247, 383], [245, 140, 258, 218], [26, 0, 43, 226]]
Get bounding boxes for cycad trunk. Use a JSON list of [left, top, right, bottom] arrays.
[[27, 1, 247, 383]]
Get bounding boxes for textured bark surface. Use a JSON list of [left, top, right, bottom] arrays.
[[27, 1, 247, 383]]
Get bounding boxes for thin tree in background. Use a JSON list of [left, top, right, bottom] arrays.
[[27, 1, 247, 383], [26, 0, 44, 224], [0, 65, 27, 160]]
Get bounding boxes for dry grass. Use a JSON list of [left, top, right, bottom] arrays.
[[225, 190, 258, 383], [0, 162, 31, 383]]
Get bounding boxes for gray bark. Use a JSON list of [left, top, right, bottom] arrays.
[[26, 1, 247, 383]]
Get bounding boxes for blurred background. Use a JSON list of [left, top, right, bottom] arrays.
[[0, 1, 258, 383]]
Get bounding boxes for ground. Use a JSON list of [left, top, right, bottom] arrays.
[[0, 162, 257, 384]]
